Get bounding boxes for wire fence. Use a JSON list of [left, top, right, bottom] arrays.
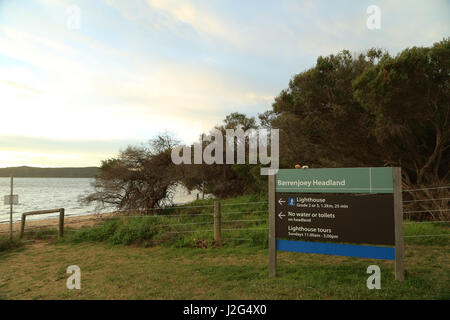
[[1, 185, 448, 241], [404, 185, 450, 192], [403, 197, 450, 203], [2, 211, 448, 240]]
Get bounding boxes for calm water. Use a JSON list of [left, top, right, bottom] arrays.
[[0, 178, 200, 224]]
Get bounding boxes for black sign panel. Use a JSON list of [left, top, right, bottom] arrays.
[[275, 193, 395, 245]]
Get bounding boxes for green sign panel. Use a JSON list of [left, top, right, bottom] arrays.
[[276, 167, 393, 194]]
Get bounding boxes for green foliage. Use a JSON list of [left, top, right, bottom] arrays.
[[262, 39, 448, 188], [271, 49, 386, 168], [62, 218, 160, 245], [0, 236, 22, 253], [179, 112, 269, 198], [60, 194, 269, 248], [403, 222, 450, 246], [110, 218, 160, 245], [64, 219, 121, 243], [24, 228, 58, 240], [353, 39, 450, 187], [59, 192, 449, 249], [266, 39, 449, 220]]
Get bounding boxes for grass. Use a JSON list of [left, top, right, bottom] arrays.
[[403, 221, 450, 245], [0, 238, 448, 299], [0, 236, 22, 253], [0, 194, 448, 300]]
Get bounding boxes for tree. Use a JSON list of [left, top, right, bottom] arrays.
[[179, 112, 266, 198], [83, 134, 181, 214], [270, 49, 385, 168], [353, 39, 450, 220], [267, 40, 448, 220]]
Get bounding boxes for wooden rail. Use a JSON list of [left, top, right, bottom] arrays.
[[19, 208, 65, 239]]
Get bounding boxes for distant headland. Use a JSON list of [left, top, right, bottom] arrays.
[[0, 166, 99, 178]]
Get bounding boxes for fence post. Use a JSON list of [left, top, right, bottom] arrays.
[[393, 167, 404, 281], [214, 201, 221, 243], [59, 208, 65, 238], [268, 174, 277, 278], [9, 175, 13, 241], [20, 214, 26, 239]]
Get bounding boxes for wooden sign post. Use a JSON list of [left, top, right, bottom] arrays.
[[268, 174, 276, 278], [393, 167, 404, 281], [3, 176, 19, 241], [268, 167, 404, 281]]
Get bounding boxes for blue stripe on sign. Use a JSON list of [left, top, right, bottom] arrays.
[[276, 240, 395, 260]]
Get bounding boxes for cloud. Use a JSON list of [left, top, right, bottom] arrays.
[[146, 0, 232, 40], [0, 150, 107, 168], [0, 19, 272, 144], [1, 0, 449, 167], [0, 135, 142, 168]]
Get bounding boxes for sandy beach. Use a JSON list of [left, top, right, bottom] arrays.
[[0, 212, 114, 235]]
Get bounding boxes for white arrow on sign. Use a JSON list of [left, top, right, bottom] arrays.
[[278, 212, 285, 219], [278, 198, 286, 205]]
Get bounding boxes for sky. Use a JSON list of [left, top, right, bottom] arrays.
[[0, 0, 449, 168]]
